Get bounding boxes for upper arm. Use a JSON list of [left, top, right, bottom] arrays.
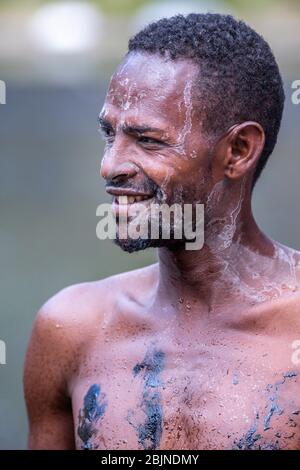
[[24, 303, 76, 449], [23, 277, 119, 449]]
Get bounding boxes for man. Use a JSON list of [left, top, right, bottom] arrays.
[[24, 13, 300, 450]]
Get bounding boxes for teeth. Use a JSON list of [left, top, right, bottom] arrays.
[[118, 195, 128, 205], [116, 194, 151, 204]]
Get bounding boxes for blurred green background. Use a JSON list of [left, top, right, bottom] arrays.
[[0, 0, 300, 449]]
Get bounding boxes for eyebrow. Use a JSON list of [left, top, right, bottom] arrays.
[[98, 116, 164, 135]]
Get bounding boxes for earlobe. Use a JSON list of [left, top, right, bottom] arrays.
[[227, 163, 234, 177]]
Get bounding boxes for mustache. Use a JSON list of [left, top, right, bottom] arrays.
[[105, 177, 159, 195]]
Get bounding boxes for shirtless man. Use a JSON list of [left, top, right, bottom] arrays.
[[24, 13, 300, 450]]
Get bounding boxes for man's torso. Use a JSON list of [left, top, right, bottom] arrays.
[[67, 267, 300, 450]]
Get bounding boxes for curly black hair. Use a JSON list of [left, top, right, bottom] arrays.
[[128, 13, 285, 186]]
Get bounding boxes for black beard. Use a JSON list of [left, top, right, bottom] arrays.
[[114, 232, 187, 253], [112, 185, 202, 253], [113, 202, 202, 253], [114, 236, 154, 253]]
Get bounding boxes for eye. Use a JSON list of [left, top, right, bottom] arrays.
[[99, 126, 115, 143], [138, 136, 162, 145]]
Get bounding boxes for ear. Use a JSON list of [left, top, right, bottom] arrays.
[[222, 122, 265, 180]]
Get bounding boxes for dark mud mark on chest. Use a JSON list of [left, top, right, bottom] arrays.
[[77, 384, 108, 450], [233, 412, 280, 450], [128, 346, 165, 450], [233, 371, 298, 450]]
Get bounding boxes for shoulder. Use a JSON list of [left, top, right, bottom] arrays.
[[28, 263, 158, 356], [39, 262, 157, 320], [24, 263, 158, 400]]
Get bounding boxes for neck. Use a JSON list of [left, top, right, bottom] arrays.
[[155, 180, 276, 313]]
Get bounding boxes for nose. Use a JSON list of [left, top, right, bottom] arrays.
[[100, 153, 138, 184]]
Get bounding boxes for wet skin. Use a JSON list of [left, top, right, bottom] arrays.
[[24, 53, 300, 449]]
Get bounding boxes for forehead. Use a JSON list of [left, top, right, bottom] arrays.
[[103, 52, 199, 126]]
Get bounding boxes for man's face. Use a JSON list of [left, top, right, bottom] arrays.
[[100, 52, 216, 252]]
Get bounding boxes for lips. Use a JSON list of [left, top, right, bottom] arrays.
[[116, 194, 152, 204], [106, 186, 154, 197], [106, 188, 154, 219], [106, 186, 153, 204]]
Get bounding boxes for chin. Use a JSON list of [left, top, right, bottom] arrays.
[[114, 237, 154, 253], [114, 236, 185, 253]]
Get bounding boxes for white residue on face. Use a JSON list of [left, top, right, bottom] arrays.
[[174, 80, 194, 159]]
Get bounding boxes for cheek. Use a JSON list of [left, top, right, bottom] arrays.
[[150, 165, 204, 203], [148, 166, 176, 199], [138, 150, 210, 202], [172, 161, 212, 204], [184, 133, 208, 160]]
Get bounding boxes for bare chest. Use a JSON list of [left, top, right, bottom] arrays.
[[71, 336, 300, 450]]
